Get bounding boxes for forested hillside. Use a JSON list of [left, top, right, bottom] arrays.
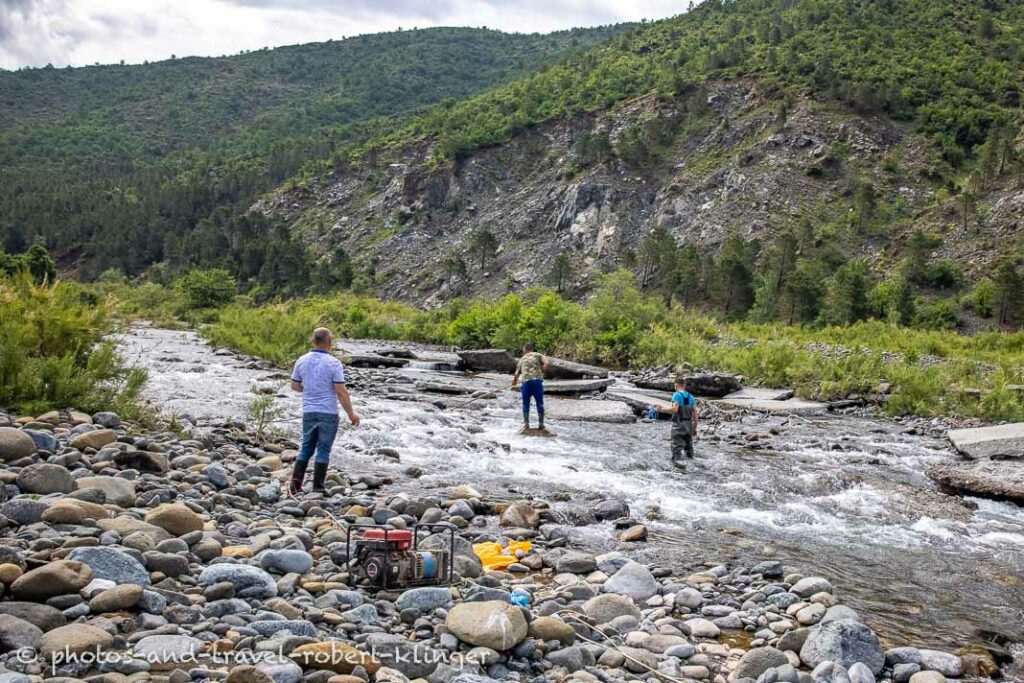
[[257, 0, 1024, 329], [0, 25, 624, 277]]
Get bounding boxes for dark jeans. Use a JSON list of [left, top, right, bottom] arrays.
[[297, 412, 339, 464], [671, 425, 694, 461], [521, 379, 544, 417]]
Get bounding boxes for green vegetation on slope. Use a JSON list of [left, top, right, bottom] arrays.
[[193, 271, 1023, 421], [374, 0, 1022, 164], [0, 26, 625, 277]]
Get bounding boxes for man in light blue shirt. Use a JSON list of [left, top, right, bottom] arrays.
[[288, 327, 360, 495]]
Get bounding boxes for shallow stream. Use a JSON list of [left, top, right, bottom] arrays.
[[117, 326, 1023, 655]]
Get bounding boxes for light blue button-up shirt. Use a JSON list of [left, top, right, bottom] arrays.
[[291, 349, 346, 414]]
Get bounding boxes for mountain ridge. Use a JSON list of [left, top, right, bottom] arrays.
[[0, 24, 628, 275]]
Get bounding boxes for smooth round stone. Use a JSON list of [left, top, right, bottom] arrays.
[[258, 549, 314, 575]]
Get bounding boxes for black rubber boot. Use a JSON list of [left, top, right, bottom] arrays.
[[523, 411, 530, 429], [289, 459, 310, 496], [538, 413, 545, 430], [311, 462, 329, 493]]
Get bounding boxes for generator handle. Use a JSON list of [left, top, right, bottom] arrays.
[[413, 522, 457, 585]]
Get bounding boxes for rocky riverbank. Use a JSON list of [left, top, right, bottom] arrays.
[[0, 407, 1013, 683]]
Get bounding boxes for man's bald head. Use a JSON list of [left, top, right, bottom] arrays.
[[312, 327, 333, 349]]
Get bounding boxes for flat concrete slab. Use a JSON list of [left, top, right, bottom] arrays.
[[543, 398, 636, 424], [457, 349, 517, 373], [927, 460, 1024, 504], [947, 422, 1024, 459], [724, 387, 795, 402], [634, 377, 674, 392], [415, 381, 474, 395], [343, 353, 409, 368], [605, 389, 676, 413], [721, 397, 826, 415], [545, 356, 609, 380], [542, 378, 614, 395], [635, 372, 742, 397], [468, 377, 614, 395]]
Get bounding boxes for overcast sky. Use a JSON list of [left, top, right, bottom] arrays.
[[0, 0, 687, 70]]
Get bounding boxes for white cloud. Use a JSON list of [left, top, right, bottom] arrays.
[[0, 0, 688, 70]]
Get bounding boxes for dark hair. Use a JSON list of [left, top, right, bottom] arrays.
[[523, 342, 535, 352], [674, 374, 689, 388]]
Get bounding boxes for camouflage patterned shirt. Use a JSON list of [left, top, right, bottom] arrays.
[[516, 352, 545, 382]]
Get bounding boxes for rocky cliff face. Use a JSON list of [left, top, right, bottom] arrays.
[[256, 81, 1023, 303]]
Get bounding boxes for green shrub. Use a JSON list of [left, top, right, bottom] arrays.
[[0, 274, 146, 414], [176, 269, 237, 310], [913, 300, 962, 330], [968, 278, 998, 318]]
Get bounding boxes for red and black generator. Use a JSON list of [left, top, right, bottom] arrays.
[[344, 523, 456, 589]]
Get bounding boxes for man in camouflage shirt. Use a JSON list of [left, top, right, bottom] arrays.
[[512, 342, 549, 429]]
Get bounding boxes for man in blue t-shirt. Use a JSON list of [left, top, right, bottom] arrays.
[[288, 327, 360, 495], [655, 374, 698, 470]]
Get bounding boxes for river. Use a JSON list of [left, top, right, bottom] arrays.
[[117, 326, 1024, 658]]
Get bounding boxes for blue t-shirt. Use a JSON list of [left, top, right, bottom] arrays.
[[291, 349, 346, 414], [672, 390, 694, 408]]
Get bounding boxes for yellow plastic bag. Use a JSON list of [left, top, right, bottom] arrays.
[[472, 540, 533, 570]]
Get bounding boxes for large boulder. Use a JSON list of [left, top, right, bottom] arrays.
[[791, 577, 833, 598], [16, 463, 75, 494], [582, 593, 641, 624], [1, 499, 48, 524], [70, 428, 117, 451], [67, 546, 150, 585], [0, 602, 66, 632], [199, 564, 277, 598], [37, 623, 114, 658], [593, 499, 630, 521], [395, 586, 452, 613], [90, 584, 144, 612], [681, 372, 743, 398], [259, 549, 314, 575], [733, 647, 790, 680], [544, 356, 609, 380], [947, 422, 1024, 459], [76, 476, 136, 507], [499, 501, 540, 529], [528, 616, 576, 645], [926, 461, 1024, 504], [445, 601, 528, 651], [145, 503, 204, 536], [113, 450, 169, 473], [801, 619, 885, 674], [0, 427, 36, 462], [96, 516, 172, 543], [0, 614, 43, 652], [10, 560, 92, 600], [22, 429, 57, 454], [603, 561, 660, 601], [919, 650, 963, 678], [456, 349, 517, 373]]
